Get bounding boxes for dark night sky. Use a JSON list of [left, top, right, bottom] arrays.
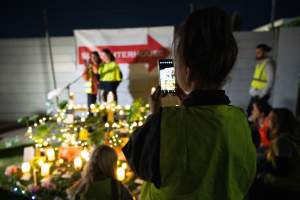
[[0, 0, 299, 38]]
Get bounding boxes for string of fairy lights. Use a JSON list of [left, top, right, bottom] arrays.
[[7, 92, 150, 199], [26, 102, 148, 148]]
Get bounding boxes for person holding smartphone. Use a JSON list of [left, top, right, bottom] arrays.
[[123, 7, 256, 200], [158, 59, 176, 94]]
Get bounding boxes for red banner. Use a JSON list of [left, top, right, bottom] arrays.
[[78, 35, 170, 71]]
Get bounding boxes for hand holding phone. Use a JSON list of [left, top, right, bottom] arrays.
[[158, 59, 176, 94]]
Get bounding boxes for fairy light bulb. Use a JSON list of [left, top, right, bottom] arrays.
[[151, 87, 156, 95], [119, 110, 124, 115], [74, 156, 83, 170], [116, 167, 125, 181], [21, 162, 31, 173], [27, 127, 32, 133], [80, 149, 90, 161], [112, 123, 118, 128], [121, 162, 127, 170], [90, 104, 95, 110], [46, 148, 55, 161], [41, 163, 50, 176]]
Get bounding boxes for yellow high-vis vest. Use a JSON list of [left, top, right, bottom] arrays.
[[251, 60, 268, 90], [85, 66, 93, 94], [99, 61, 122, 82]]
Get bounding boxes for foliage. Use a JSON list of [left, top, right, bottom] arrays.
[[2, 99, 149, 199], [58, 100, 68, 110], [127, 98, 149, 123]]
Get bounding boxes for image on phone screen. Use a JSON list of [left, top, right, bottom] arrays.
[[159, 59, 176, 94]]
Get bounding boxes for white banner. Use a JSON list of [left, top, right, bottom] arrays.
[[74, 26, 174, 105]]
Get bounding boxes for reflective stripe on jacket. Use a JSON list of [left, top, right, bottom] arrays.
[[251, 60, 268, 90]]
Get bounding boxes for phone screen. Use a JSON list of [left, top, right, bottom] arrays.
[[159, 59, 176, 94]]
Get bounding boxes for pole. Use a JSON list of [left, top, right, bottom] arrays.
[[43, 9, 58, 105], [270, 0, 278, 107], [270, 0, 277, 52], [270, 0, 277, 31], [270, 0, 278, 60]]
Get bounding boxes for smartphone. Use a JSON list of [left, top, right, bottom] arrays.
[[159, 59, 176, 94]]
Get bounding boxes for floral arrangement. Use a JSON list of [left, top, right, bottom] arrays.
[[1, 98, 149, 199]]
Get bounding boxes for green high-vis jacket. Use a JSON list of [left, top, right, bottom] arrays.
[[141, 105, 256, 200]]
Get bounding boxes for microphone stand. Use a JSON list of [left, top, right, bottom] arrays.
[[64, 76, 82, 98]]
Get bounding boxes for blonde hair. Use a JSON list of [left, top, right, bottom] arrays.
[[69, 145, 118, 198]]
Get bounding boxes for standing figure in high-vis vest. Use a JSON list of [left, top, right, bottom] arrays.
[[247, 44, 275, 116], [99, 49, 122, 103], [123, 7, 256, 200], [82, 51, 101, 113]]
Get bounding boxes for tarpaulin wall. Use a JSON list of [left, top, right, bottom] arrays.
[[0, 28, 299, 120]]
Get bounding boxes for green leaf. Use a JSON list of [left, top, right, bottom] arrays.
[[58, 100, 68, 110], [17, 116, 30, 125]]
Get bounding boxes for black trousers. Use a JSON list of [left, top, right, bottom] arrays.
[[100, 81, 120, 103], [103, 89, 118, 103], [87, 94, 97, 113]]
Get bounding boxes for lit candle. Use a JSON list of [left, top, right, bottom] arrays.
[[121, 162, 127, 170], [38, 159, 44, 167], [46, 148, 55, 161], [116, 167, 125, 181], [80, 149, 90, 161], [106, 91, 115, 123], [74, 156, 83, 170], [41, 163, 50, 176], [107, 91, 114, 104], [90, 104, 95, 110], [107, 105, 114, 123], [33, 169, 38, 185], [26, 127, 32, 134], [21, 162, 31, 173], [151, 87, 156, 95]]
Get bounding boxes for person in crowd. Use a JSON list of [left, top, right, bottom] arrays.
[[68, 145, 132, 200], [82, 51, 101, 113], [123, 7, 256, 200], [247, 44, 275, 116], [98, 49, 122, 103], [249, 99, 273, 150], [249, 108, 300, 199]]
